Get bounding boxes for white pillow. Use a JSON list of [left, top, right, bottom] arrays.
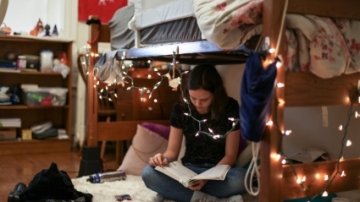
[[193, 0, 263, 49], [118, 124, 168, 175]]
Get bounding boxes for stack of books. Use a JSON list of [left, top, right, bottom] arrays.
[[0, 118, 21, 141]]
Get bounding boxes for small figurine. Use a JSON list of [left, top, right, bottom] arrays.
[[52, 24, 58, 36], [44, 24, 51, 36], [30, 19, 44, 36]]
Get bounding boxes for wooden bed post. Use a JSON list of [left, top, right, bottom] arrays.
[[86, 17, 101, 147], [78, 17, 103, 176], [261, 0, 286, 201]]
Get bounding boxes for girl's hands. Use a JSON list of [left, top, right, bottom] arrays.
[[188, 180, 207, 191], [149, 153, 169, 167], [149, 153, 207, 191]]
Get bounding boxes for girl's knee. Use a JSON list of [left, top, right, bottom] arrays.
[[141, 165, 154, 182]]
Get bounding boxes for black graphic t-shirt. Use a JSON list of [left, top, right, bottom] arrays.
[[170, 97, 240, 165]]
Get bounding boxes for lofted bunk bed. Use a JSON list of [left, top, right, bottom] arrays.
[[75, 0, 360, 201], [261, 0, 360, 201]]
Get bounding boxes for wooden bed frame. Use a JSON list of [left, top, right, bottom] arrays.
[[79, 17, 175, 175], [83, 0, 360, 201], [263, 0, 360, 201]]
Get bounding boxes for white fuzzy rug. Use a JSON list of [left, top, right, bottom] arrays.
[[72, 175, 162, 202], [72, 175, 259, 202]]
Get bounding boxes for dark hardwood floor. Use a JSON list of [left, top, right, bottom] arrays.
[[0, 149, 118, 202]]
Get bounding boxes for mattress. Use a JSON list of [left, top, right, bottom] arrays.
[[109, 0, 202, 48], [133, 0, 194, 29], [139, 17, 202, 45], [109, 4, 135, 50], [109, 0, 360, 79]]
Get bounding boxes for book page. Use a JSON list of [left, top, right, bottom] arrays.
[[155, 161, 197, 185], [192, 164, 230, 181], [155, 162, 231, 187]]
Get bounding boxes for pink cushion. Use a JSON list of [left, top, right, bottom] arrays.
[[118, 124, 168, 175], [140, 122, 170, 140]]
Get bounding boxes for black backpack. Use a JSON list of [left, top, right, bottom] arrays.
[[8, 162, 92, 202]]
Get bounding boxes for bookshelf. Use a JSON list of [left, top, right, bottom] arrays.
[[0, 36, 73, 155]]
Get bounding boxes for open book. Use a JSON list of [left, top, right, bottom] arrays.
[[155, 161, 230, 187]]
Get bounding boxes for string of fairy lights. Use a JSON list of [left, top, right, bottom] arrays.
[[80, 45, 240, 141], [81, 36, 360, 199], [254, 0, 360, 198], [264, 43, 360, 200]]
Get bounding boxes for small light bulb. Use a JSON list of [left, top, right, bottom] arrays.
[[324, 175, 329, 181], [296, 177, 302, 184], [277, 82, 285, 88], [340, 170, 346, 177], [212, 135, 221, 140], [346, 140, 352, 147], [278, 98, 285, 106], [338, 125, 343, 131], [269, 48, 275, 54], [284, 130, 292, 136], [271, 153, 281, 161], [355, 111, 359, 118], [266, 120, 274, 127]]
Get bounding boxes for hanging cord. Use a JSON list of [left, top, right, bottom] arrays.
[[274, 0, 289, 57], [244, 142, 261, 196], [243, 0, 289, 196]]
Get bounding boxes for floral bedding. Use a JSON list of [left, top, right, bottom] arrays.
[[194, 0, 360, 78]]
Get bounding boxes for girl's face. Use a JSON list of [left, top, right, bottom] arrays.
[[189, 89, 213, 114]]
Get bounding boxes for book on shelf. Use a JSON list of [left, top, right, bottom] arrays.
[[155, 161, 230, 187], [0, 118, 21, 128], [0, 67, 20, 73], [0, 128, 18, 141]]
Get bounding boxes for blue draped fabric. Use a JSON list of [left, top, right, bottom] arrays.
[[240, 53, 277, 142]]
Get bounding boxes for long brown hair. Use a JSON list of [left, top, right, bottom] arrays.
[[185, 64, 228, 121]]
